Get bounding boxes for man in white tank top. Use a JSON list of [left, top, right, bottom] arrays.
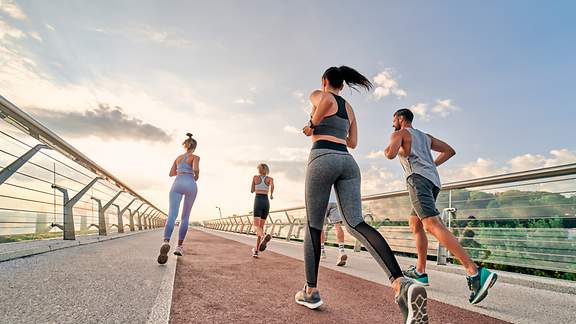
[[382, 108, 498, 305]]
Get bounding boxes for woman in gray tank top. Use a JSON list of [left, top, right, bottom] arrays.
[[294, 66, 428, 324]]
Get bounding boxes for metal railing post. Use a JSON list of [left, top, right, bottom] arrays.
[[90, 198, 107, 236], [0, 144, 50, 186], [437, 207, 457, 265], [139, 206, 150, 230], [51, 177, 102, 240], [120, 198, 137, 232]]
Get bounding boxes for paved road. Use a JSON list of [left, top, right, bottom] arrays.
[[0, 229, 173, 324], [201, 228, 576, 324], [170, 229, 505, 324]]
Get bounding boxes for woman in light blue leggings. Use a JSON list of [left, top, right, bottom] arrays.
[[157, 133, 199, 264]]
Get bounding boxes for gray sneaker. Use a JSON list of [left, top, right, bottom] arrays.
[[157, 243, 170, 264], [173, 246, 183, 256], [395, 277, 428, 324], [295, 286, 323, 309]]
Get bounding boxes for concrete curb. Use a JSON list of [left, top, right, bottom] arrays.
[[0, 229, 161, 263]]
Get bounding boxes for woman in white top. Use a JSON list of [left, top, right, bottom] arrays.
[[250, 163, 275, 257]]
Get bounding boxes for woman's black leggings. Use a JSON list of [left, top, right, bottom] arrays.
[[304, 149, 403, 288]]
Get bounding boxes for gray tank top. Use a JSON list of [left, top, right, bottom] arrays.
[[399, 128, 441, 188], [312, 94, 349, 140]]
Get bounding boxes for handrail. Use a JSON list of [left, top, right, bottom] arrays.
[[258, 162, 576, 215], [0, 95, 166, 218]]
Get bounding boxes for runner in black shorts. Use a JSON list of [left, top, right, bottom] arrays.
[[250, 163, 274, 258]]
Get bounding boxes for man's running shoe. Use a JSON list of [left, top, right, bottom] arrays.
[[295, 286, 323, 309], [403, 265, 429, 286], [251, 248, 259, 258], [157, 242, 170, 264], [174, 245, 183, 256], [336, 253, 347, 267], [467, 267, 498, 304], [258, 234, 272, 252], [395, 277, 428, 324]]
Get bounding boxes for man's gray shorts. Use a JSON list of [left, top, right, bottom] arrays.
[[324, 202, 343, 224], [407, 174, 440, 219]]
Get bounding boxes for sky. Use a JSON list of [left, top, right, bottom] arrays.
[[1, 0, 575, 220]]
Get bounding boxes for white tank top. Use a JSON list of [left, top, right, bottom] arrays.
[[255, 175, 270, 192]]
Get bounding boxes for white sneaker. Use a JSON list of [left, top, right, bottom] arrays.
[[174, 245, 184, 256], [321, 249, 327, 259], [252, 248, 259, 258]]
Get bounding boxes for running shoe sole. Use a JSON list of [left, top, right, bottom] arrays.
[[406, 283, 428, 324], [259, 234, 272, 252], [157, 243, 170, 264], [174, 250, 182, 256], [470, 272, 498, 305], [336, 254, 348, 267], [295, 296, 324, 309]]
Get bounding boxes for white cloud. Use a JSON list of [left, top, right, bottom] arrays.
[[361, 165, 405, 194], [292, 89, 311, 115], [91, 25, 192, 48], [373, 69, 407, 99], [283, 125, 300, 134], [366, 150, 386, 159], [431, 99, 459, 117], [45, 24, 56, 31], [0, 0, 27, 20], [440, 149, 576, 183], [408, 99, 460, 121], [0, 19, 26, 40], [234, 98, 254, 105], [28, 31, 42, 42]]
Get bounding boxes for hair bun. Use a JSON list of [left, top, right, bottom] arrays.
[[186, 132, 193, 138]]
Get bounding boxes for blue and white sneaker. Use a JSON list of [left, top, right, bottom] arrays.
[[467, 267, 498, 304], [403, 265, 430, 286], [295, 286, 323, 309]]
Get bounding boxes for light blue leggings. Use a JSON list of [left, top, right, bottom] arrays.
[[163, 174, 198, 242]]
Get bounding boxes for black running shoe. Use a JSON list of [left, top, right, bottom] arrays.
[[259, 234, 272, 252], [395, 277, 429, 324], [157, 243, 170, 264]]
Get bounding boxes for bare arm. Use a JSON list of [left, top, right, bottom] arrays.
[[429, 135, 456, 166], [346, 105, 358, 149], [192, 156, 200, 181], [384, 131, 403, 159], [269, 178, 274, 199], [250, 176, 256, 193], [169, 159, 177, 177], [303, 91, 332, 136]]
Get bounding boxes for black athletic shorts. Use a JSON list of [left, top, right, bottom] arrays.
[[253, 194, 270, 219]]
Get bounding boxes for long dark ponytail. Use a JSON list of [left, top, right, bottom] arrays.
[[322, 66, 373, 92]]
